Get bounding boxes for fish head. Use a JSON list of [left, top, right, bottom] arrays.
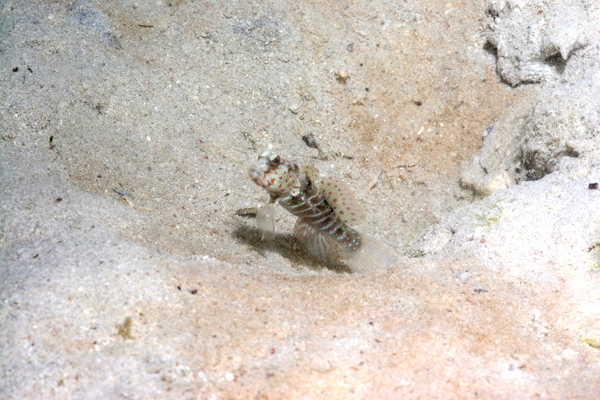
[[249, 149, 307, 196]]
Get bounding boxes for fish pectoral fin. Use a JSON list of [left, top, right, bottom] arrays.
[[257, 202, 276, 239]]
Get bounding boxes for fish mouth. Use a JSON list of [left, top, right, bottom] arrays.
[[249, 167, 268, 187], [249, 155, 271, 184], [249, 168, 262, 182]]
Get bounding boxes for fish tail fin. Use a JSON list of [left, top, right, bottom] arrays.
[[343, 235, 396, 273]]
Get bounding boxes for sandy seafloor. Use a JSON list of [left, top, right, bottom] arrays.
[[1, 0, 600, 399]]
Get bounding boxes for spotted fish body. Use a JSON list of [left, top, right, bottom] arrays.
[[249, 149, 395, 273]]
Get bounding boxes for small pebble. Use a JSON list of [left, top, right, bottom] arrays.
[[457, 271, 470, 281], [335, 69, 349, 83]]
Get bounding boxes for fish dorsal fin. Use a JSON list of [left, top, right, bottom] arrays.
[[318, 176, 367, 225], [301, 166, 320, 183], [301, 166, 366, 226]]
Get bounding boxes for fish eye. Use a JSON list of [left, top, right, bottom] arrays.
[[306, 178, 312, 187], [270, 156, 281, 166]]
